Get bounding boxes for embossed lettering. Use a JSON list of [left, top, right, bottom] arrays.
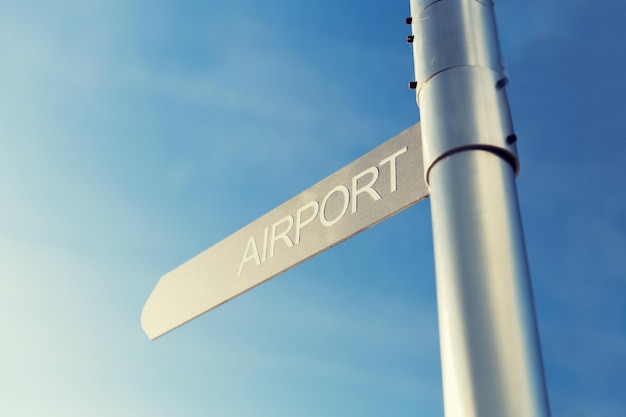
[[238, 145, 411, 276], [320, 185, 350, 227], [295, 201, 319, 244], [379, 146, 408, 192], [351, 166, 381, 213], [270, 215, 294, 258], [238, 236, 261, 276]]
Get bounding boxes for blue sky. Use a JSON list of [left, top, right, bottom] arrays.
[[1, 1, 624, 416]]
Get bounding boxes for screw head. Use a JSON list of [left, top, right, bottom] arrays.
[[496, 77, 509, 90]]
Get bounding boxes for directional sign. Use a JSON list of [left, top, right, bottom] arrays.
[[141, 123, 428, 340]]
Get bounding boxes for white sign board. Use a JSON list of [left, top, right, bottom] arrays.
[[142, 123, 428, 339]]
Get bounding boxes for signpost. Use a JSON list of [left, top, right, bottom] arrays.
[[142, 1, 551, 416], [142, 124, 428, 340], [408, 0, 550, 416]]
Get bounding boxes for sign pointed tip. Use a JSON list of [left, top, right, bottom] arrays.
[[141, 298, 162, 341], [141, 318, 166, 341], [141, 290, 194, 341], [141, 315, 155, 341]]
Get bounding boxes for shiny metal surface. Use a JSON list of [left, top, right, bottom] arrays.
[[409, 0, 550, 416], [410, 0, 502, 87], [142, 124, 428, 340], [430, 152, 549, 417], [410, 0, 517, 185], [418, 66, 518, 183]]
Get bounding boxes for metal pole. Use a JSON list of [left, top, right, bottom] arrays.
[[408, 1, 550, 416]]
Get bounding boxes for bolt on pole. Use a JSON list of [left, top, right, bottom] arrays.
[[407, 1, 551, 416]]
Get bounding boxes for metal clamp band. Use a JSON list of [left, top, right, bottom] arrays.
[[409, 0, 517, 184]]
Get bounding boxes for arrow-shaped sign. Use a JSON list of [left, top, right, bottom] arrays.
[[142, 123, 428, 340]]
